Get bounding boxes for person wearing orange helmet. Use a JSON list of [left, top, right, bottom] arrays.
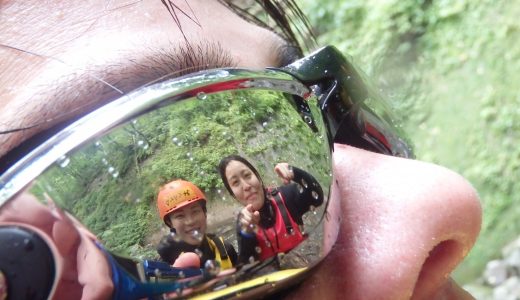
[[156, 180, 237, 270]]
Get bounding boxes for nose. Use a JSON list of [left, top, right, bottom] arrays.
[[184, 213, 196, 226], [241, 178, 252, 191], [285, 144, 482, 299]]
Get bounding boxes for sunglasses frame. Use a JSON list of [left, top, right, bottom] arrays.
[[0, 45, 413, 299]]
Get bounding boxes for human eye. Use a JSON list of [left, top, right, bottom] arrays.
[[173, 213, 185, 220]]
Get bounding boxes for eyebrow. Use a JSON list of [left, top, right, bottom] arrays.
[[0, 38, 296, 173]]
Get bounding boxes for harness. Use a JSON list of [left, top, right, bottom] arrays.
[[255, 189, 306, 260], [207, 235, 233, 270]]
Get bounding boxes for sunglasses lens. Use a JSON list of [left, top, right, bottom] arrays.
[[1, 86, 333, 297]]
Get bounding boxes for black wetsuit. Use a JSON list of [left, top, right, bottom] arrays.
[[236, 166, 324, 264], [157, 233, 237, 267]]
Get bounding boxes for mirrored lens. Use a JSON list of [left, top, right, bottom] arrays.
[[1, 86, 332, 298]]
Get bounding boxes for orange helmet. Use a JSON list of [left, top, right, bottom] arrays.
[[157, 180, 206, 225]]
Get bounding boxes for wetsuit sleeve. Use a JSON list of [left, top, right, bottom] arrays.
[[224, 241, 238, 266], [157, 234, 184, 265], [281, 166, 324, 223], [235, 218, 259, 264]]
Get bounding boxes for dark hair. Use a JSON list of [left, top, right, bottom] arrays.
[[218, 155, 264, 198], [218, 1, 316, 55], [161, 0, 316, 57]]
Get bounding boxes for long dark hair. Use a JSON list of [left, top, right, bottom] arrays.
[[161, 1, 316, 57], [218, 155, 264, 198]]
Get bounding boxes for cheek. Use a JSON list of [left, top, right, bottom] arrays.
[[170, 218, 183, 231], [231, 186, 243, 199]]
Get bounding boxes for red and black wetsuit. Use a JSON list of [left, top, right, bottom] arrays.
[[236, 166, 324, 264]]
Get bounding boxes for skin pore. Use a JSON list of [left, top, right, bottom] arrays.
[[168, 202, 207, 246], [0, 1, 482, 299]]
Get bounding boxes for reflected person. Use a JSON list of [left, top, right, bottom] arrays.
[[218, 155, 323, 263], [156, 180, 237, 270], [0, 0, 482, 299]]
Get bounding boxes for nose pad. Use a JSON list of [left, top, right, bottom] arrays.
[[0, 225, 56, 300]]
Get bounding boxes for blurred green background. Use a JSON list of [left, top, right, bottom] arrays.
[[300, 0, 520, 283]]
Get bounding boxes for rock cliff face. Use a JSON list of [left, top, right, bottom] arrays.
[[464, 237, 520, 299]]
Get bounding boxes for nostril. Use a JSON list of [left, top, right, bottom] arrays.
[[413, 240, 464, 299]]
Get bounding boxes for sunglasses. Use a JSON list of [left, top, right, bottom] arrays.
[[0, 46, 412, 299]]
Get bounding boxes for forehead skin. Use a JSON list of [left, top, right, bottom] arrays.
[[0, 0, 283, 160]]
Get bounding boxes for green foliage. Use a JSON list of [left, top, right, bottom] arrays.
[[301, 0, 519, 283], [33, 88, 331, 260]]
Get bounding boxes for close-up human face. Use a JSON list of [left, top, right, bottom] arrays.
[[0, 1, 481, 299], [168, 202, 207, 246], [224, 160, 265, 211]]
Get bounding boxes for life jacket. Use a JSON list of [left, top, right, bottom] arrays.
[[255, 189, 306, 261], [206, 235, 234, 270]]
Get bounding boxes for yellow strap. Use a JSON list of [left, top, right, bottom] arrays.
[[190, 268, 307, 300], [207, 236, 233, 270]]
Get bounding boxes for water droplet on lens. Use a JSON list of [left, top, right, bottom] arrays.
[[178, 271, 185, 278], [186, 152, 191, 157], [154, 268, 161, 277], [172, 137, 178, 142], [138, 140, 144, 146], [112, 172, 119, 178], [192, 230, 203, 242], [195, 248, 203, 257], [248, 256, 256, 264], [300, 179, 308, 188], [312, 191, 319, 200], [204, 260, 221, 276], [102, 158, 108, 165], [265, 241, 271, 247], [177, 142, 183, 146], [197, 92, 207, 100], [304, 115, 312, 124], [216, 70, 229, 77], [262, 122, 268, 127], [298, 184, 304, 193], [310, 205, 317, 215], [108, 167, 115, 173], [170, 232, 181, 242], [255, 247, 262, 254], [57, 155, 70, 168]]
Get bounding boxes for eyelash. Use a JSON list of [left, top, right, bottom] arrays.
[[163, 41, 237, 79]]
